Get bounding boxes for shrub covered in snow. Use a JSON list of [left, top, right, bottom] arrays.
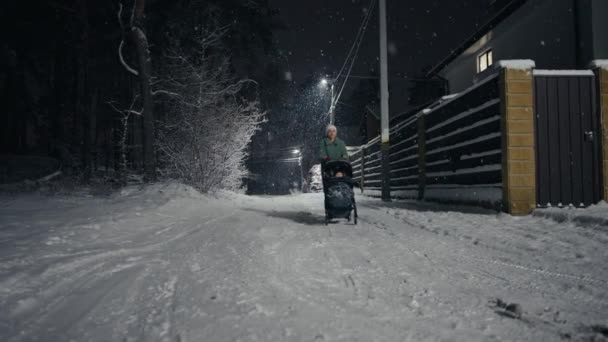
[[308, 164, 323, 192], [156, 24, 265, 192]]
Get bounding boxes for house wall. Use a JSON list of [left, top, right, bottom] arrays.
[[441, 0, 578, 93], [339, 126, 362, 146], [576, 0, 608, 65], [591, 0, 608, 59], [577, 0, 594, 65]]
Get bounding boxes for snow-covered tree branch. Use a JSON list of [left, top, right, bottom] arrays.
[[116, 3, 138, 76], [156, 23, 265, 192]]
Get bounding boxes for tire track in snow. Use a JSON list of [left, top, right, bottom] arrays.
[[2, 203, 238, 342], [355, 200, 608, 339], [378, 207, 608, 288]]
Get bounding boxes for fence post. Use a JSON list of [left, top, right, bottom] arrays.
[[417, 111, 426, 200], [360, 146, 366, 194], [381, 142, 391, 201], [593, 62, 608, 201], [498, 60, 537, 215]]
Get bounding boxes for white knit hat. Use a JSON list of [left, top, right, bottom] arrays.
[[326, 124, 337, 135]]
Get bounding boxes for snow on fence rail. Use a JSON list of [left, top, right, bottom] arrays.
[[533, 69, 595, 77], [350, 72, 503, 206]]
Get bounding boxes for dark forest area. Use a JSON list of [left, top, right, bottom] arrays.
[[0, 0, 287, 191]]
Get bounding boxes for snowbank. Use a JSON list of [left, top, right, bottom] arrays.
[[423, 185, 502, 208], [534, 201, 608, 227], [116, 181, 205, 200], [363, 185, 502, 208]]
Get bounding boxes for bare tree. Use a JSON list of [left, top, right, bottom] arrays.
[[117, 0, 155, 181], [108, 95, 141, 184], [155, 24, 265, 192]]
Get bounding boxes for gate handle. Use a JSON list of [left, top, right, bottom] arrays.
[[584, 131, 594, 142]]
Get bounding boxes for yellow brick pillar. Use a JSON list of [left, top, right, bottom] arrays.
[[595, 64, 608, 201], [498, 61, 537, 215]]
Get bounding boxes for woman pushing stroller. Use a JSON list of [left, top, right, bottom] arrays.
[[319, 124, 349, 163], [319, 124, 349, 187], [319, 124, 358, 225]]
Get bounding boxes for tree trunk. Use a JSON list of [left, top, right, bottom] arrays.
[[89, 89, 98, 172], [77, 0, 91, 181], [130, 0, 155, 181]]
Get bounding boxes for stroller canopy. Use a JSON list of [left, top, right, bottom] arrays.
[[323, 160, 353, 178]]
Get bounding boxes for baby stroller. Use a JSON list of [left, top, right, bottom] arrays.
[[322, 160, 358, 225]]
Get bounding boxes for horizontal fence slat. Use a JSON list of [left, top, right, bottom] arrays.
[[424, 73, 500, 117], [427, 99, 500, 135], [426, 132, 501, 156], [426, 115, 500, 145], [426, 164, 501, 178]]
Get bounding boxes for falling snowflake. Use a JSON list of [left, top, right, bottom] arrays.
[[388, 42, 398, 56]]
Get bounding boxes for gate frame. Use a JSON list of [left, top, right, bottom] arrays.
[[593, 62, 608, 202], [533, 69, 602, 208]]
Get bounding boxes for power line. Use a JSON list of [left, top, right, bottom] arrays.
[[333, 0, 376, 83], [334, 0, 376, 106]]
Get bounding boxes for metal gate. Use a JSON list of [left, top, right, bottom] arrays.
[[533, 71, 602, 207]]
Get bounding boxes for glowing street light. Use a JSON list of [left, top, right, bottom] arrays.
[[318, 77, 336, 124], [292, 149, 300, 154]]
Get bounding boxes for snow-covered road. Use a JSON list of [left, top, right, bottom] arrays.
[[1, 184, 607, 341]]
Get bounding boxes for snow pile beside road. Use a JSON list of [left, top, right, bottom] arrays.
[[117, 181, 205, 199], [535, 201, 608, 227], [423, 185, 502, 207]]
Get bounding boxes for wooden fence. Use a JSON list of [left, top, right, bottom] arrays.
[[350, 61, 608, 214], [351, 73, 503, 207]]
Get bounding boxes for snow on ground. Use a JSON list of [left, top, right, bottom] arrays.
[[534, 201, 608, 227], [0, 183, 607, 341]]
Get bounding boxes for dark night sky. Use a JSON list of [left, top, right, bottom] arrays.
[[270, 0, 493, 99]]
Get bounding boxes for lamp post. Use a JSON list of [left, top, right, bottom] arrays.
[[293, 148, 304, 192], [320, 78, 336, 125], [379, 0, 391, 202]]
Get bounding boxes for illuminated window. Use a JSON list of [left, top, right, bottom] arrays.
[[478, 49, 493, 73]]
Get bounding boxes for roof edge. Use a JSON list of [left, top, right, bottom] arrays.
[[425, 0, 528, 78]]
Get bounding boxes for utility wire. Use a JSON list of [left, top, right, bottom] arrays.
[[333, 0, 375, 82], [333, 0, 376, 107]]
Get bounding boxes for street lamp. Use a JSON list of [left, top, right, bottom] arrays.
[[292, 148, 304, 192], [319, 78, 336, 125]]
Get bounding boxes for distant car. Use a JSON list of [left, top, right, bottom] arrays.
[[308, 164, 323, 192]]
